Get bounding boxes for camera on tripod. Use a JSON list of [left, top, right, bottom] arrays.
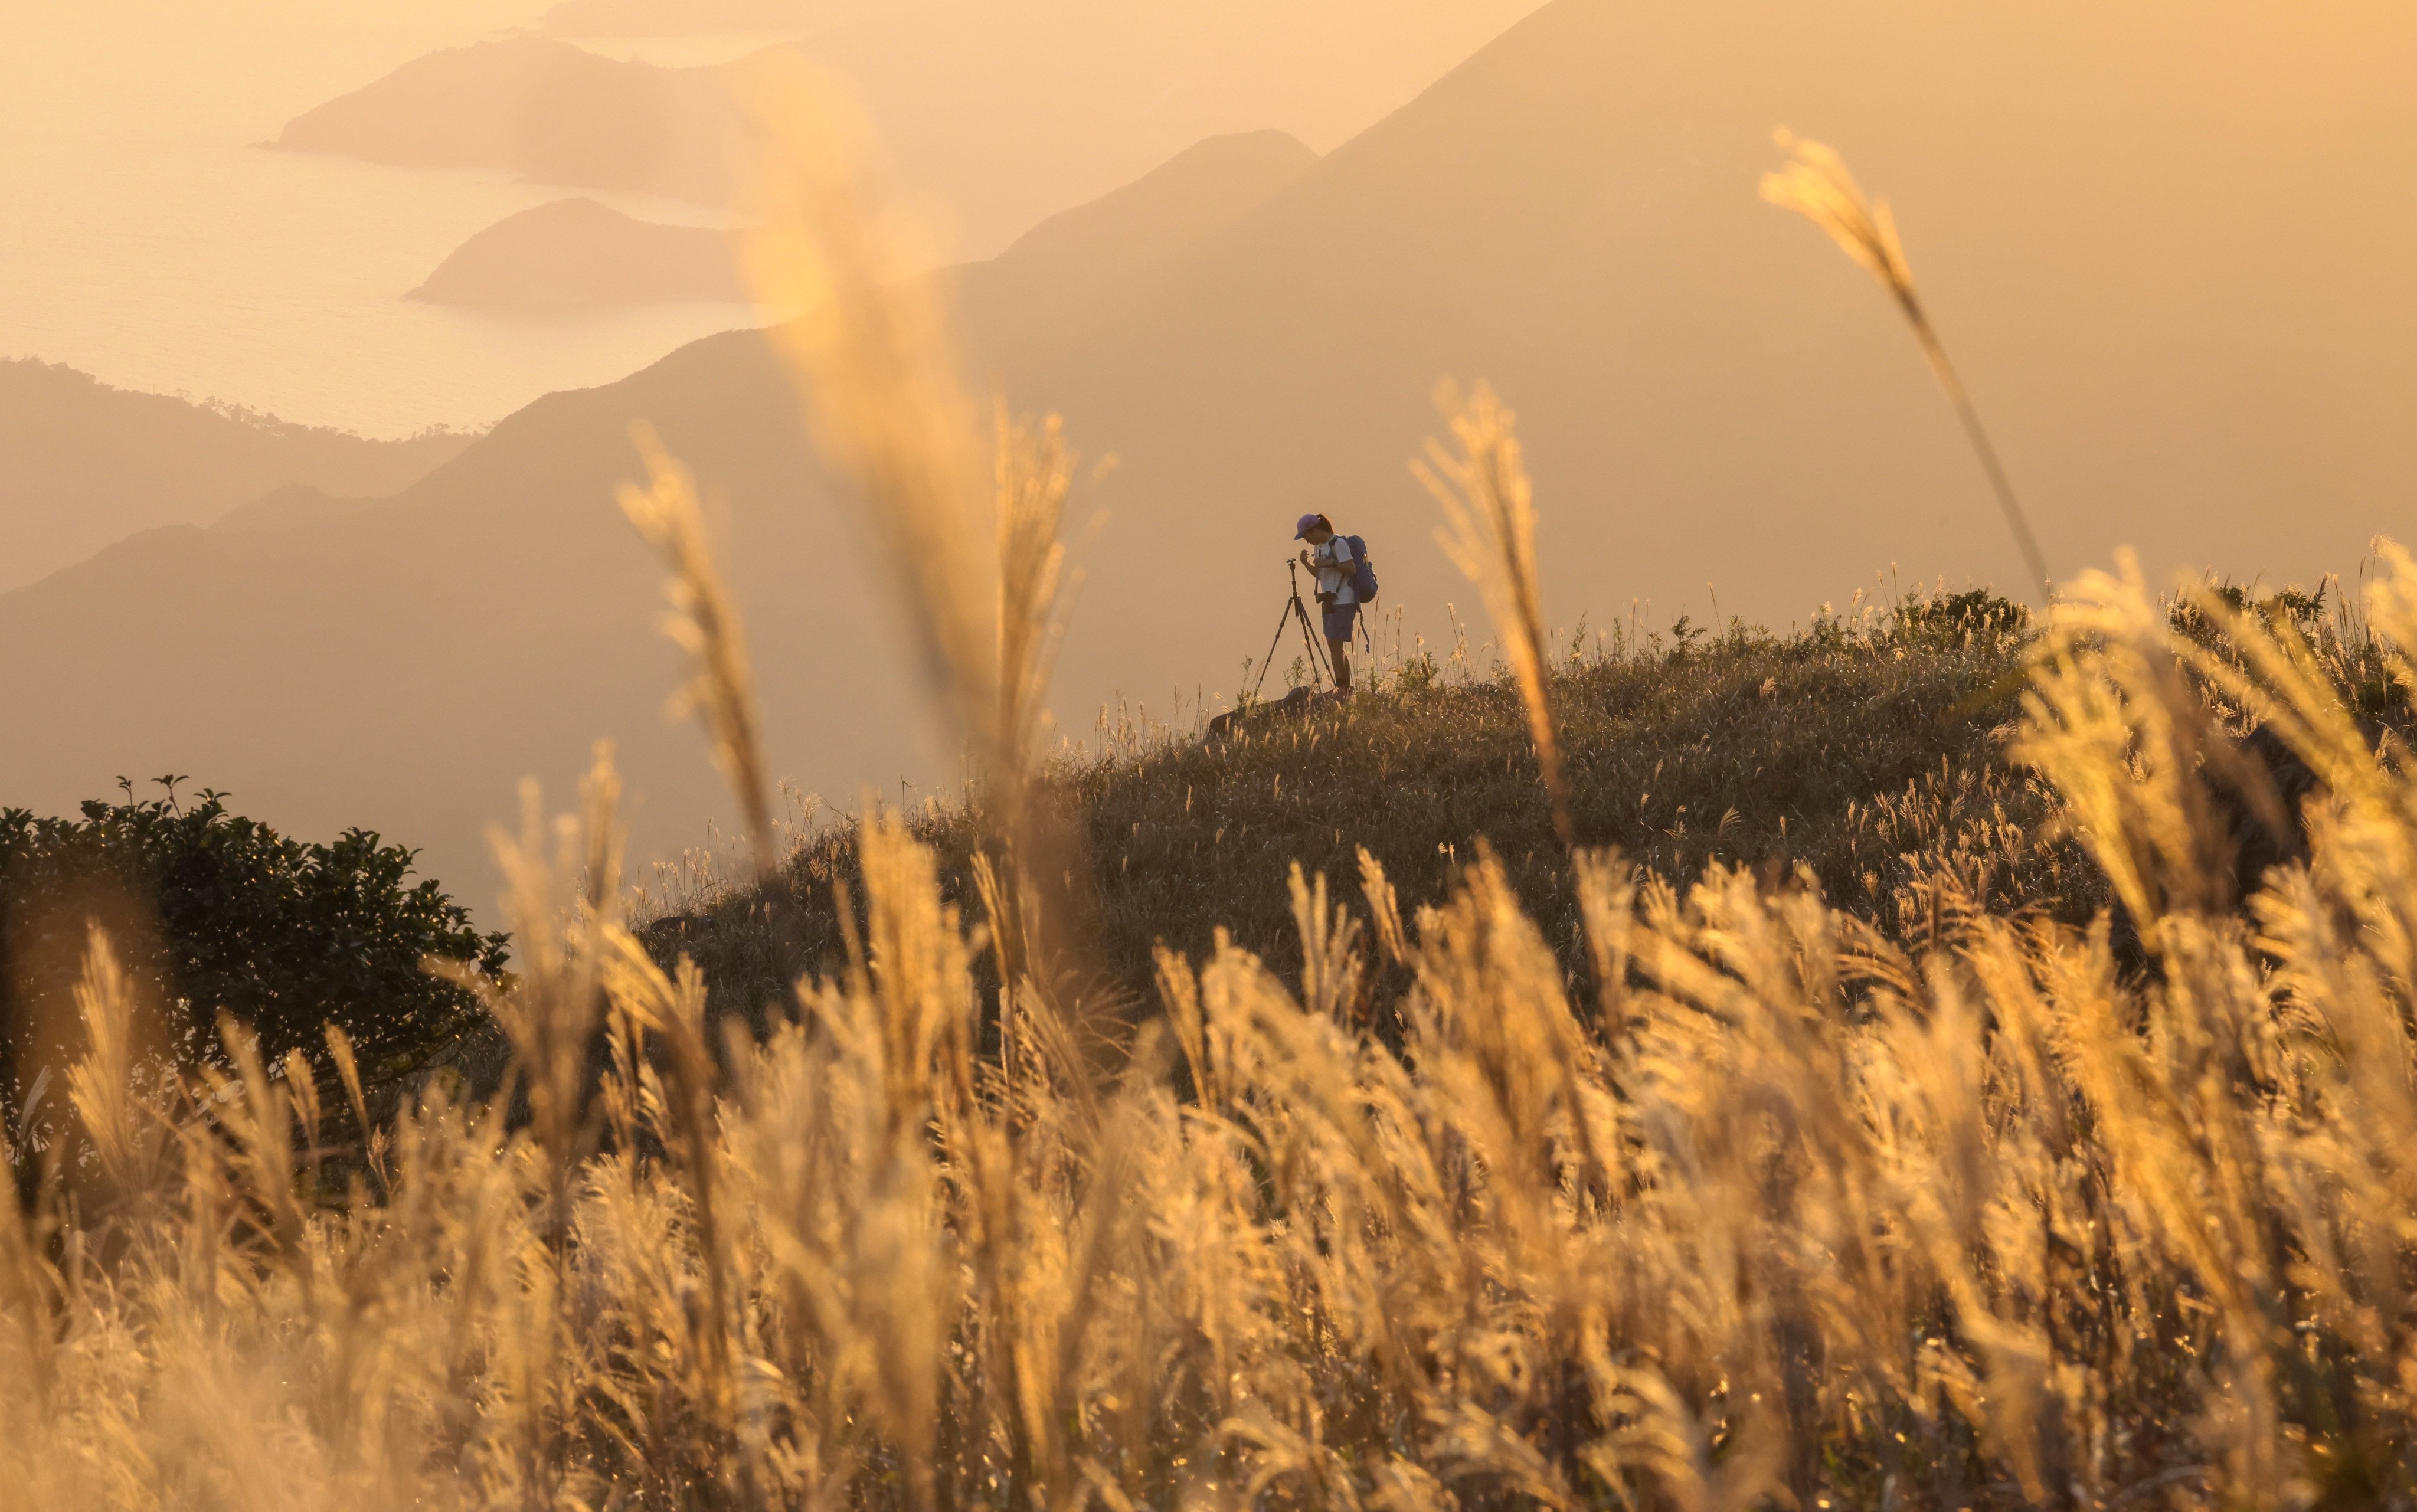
[[1245, 558, 1337, 702]]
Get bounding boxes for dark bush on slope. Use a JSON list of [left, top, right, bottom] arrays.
[[0, 784, 506, 1141]]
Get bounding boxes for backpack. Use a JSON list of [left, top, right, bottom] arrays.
[[1344, 534, 1379, 603]]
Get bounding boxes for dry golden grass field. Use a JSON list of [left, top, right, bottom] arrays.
[[9, 96, 2417, 1512]]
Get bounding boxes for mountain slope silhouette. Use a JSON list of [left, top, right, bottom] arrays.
[[17, 0, 2417, 902], [274, 38, 740, 203], [272, 2, 1538, 258], [409, 199, 748, 307], [0, 120, 1325, 896], [0, 361, 472, 593]]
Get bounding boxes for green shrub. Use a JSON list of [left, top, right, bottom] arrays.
[[0, 783, 504, 1137], [1892, 587, 2030, 641]]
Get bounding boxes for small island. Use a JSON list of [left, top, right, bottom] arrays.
[[270, 37, 738, 204], [408, 198, 749, 309]]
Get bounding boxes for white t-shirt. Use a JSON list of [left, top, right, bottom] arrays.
[[1313, 535, 1358, 605]]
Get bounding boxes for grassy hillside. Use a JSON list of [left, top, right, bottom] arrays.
[[645, 593, 2094, 1026], [18, 554, 2417, 1508]]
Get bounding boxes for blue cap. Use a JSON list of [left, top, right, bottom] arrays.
[[1294, 513, 1324, 539]]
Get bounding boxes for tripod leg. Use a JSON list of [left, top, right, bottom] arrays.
[[1250, 593, 1296, 702], [1293, 593, 1333, 688]]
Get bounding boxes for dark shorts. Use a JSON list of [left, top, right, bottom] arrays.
[[1322, 599, 1359, 642]]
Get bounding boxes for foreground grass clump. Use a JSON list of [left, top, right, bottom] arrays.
[[8, 560, 2417, 1509], [653, 593, 2091, 1022]]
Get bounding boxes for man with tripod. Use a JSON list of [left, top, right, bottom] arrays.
[[1218, 515, 1379, 735], [1294, 513, 1363, 695]]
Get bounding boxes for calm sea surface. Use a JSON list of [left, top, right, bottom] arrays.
[[0, 1, 779, 438]]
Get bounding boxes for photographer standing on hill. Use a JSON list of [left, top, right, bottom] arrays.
[[1294, 512, 1370, 695]]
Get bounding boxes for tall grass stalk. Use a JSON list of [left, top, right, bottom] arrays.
[[735, 61, 1104, 1027], [1762, 130, 2054, 600], [985, 407, 1088, 987], [1418, 381, 1574, 847], [619, 422, 776, 875], [61, 926, 161, 1205], [995, 406, 1079, 797], [733, 55, 997, 762]]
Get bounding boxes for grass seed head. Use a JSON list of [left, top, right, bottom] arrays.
[[619, 422, 776, 876], [1417, 379, 1572, 848]]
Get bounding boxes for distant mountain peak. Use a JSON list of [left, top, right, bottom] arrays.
[[0, 361, 476, 593], [407, 198, 747, 308], [269, 3, 1545, 254], [998, 130, 1319, 270], [212, 485, 374, 535], [537, 0, 920, 38], [273, 38, 740, 204]]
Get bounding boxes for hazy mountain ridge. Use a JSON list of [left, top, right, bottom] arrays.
[[15, 0, 2417, 910], [993, 132, 1317, 277], [270, 2, 1541, 258], [953, 130, 1317, 368], [0, 361, 476, 593], [212, 486, 376, 534], [0, 101, 1344, 895], [272, 37, 741, 204], [408, 198, 748, 307], [537, 0, 925, 36]]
